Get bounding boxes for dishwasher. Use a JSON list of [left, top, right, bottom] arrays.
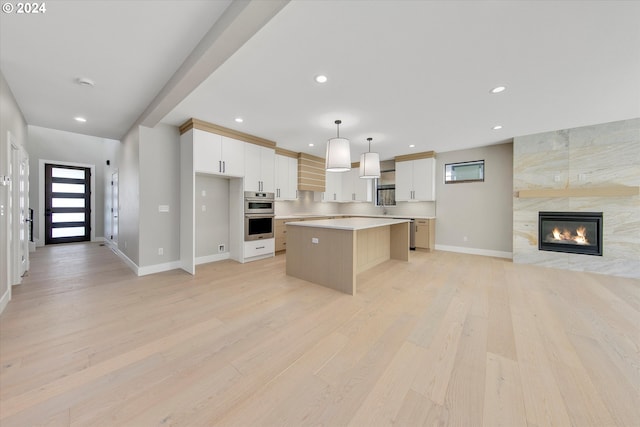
[[409, 219, 416, 250], [394, 218, 416, 250]]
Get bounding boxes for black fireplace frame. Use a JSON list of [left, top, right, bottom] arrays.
[[538, 211, 603, 256]]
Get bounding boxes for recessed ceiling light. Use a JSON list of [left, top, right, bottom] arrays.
[[74, 117, 87, 123], [234, 117, 243, 123], [490, 86, 506, 94], [308, 143, 315, 147], [76, 77, 95, 87], [315, 75, 328, 83], [492, 125, 503, 130], [409, 144, 415, 148]]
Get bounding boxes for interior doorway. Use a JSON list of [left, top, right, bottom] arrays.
[[110, 171, 118, 245], [44, 163, 91, 244]]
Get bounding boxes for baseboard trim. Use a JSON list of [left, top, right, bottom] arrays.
[[110, 246, 140, 275], [0, 286, 11, 315], [435, 244, 513, 259], [196, 253, 230, 265], [138, 261, 182, 276]]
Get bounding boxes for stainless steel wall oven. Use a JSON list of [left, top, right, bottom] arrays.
[[244, 192, 274, 241]]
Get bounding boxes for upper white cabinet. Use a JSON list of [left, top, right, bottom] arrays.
[[347, 169, 372, 202], [314, 169, 371, 202], [316, 171, 343, 202], [193, 129, 244, 177], [395, 157, 436, 201], [275, 155, 298, 200], [245, 144, 275, 192]]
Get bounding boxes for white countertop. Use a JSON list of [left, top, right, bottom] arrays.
[[276, 214, 435, 220], [286, 217, 411, 231]]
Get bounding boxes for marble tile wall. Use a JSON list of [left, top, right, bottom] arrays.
[[513, 118, 640, 278]]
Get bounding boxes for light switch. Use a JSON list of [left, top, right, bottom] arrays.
[[312, 238, 319, 244], [202, 205, 206, 212], [201, 190, 206, 197]]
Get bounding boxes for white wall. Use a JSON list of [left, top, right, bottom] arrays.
[[195, 174, 230, 257], [117, 126, 140, 265], [0, 71, 28, 314], [435, 142, 514, 256], [27, 126, 119, 244], [139, 124, 181, 267]]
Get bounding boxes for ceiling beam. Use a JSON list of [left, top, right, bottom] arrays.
[[130, 0, 290, 137]]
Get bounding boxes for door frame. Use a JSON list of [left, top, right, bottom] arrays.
[[10, 133, 29, 285], [110, 170, 119, 246], [38, 159, 96, 246]]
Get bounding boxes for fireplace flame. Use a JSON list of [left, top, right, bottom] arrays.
[[549, 225, 589, 245]]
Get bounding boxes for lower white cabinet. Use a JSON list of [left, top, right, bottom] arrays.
[[244, 238, 274, 260]]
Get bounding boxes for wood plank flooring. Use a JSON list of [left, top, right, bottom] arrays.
[[0, 242, 638, 426]]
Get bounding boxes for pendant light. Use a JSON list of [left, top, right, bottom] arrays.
[[359, 137, 380, 178], [325, 119, 351, 172]]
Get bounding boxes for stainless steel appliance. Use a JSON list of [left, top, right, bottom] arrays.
[[244, 191, 275, 214], [244, 192, 275, 241]]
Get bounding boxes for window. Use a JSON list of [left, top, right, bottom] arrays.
[[444, 160, 484, 183], [376, 169, 396, 206]]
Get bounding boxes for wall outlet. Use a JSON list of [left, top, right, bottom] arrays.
[[158, 247, 164, 255], [218, 244, 225, 252], [463, 236, 468, 242], [312, 237, 319, 244], [202, 205, 206, 212], [201, 190, 206, 197], [158, 205, 169, 212]]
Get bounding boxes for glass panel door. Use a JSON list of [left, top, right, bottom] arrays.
[[44, 164, 91, 244]]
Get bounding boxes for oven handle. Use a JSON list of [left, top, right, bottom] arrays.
[[244, 214, 275, 218]]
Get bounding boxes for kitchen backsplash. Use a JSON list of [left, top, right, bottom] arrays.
[[275, 190, 436, 217]]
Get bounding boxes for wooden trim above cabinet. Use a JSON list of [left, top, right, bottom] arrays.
[[298, 152, 326, 192], [275, 147, 299, 159], [179, 118, 276, 148], [395, 151, 436, 162]]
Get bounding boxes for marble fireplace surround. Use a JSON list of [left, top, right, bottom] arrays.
[[513, 118, 640, 279]]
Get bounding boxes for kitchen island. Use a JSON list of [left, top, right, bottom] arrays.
[[285, 217, 410, 295]]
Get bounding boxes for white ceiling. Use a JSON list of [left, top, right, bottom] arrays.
[[2, 1, 640, 161]]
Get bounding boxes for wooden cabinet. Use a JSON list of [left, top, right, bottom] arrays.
[[275, 218, 303, 252], [275, 154, 298, 200], [245, 144, 275, 192], [193, 130, 245, 177], [415, 218, 435, 251], [396, 157, 436, 201]]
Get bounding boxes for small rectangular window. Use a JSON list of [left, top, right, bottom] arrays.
[[445, 160, 484, 183]]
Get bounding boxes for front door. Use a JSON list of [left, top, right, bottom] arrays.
[[44, 164, 91, 244]]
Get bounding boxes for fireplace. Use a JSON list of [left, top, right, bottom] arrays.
[[538, 212, 603, 256]]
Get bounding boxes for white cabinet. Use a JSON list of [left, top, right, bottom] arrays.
[[275, 155, 298, 200], [344, 169, 372, 202], [244, 238, 275, 260], [323, 171, 344, 202], [193, 130, 244, 176], [245, 144, 275, 192], [314, 169, 372, 202], [395, 157, 435, 201]]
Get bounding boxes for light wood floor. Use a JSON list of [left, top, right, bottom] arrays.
[[1, 243, 638, 426]]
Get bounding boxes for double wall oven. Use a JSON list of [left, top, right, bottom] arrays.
[[244, 191, 274, 241]]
